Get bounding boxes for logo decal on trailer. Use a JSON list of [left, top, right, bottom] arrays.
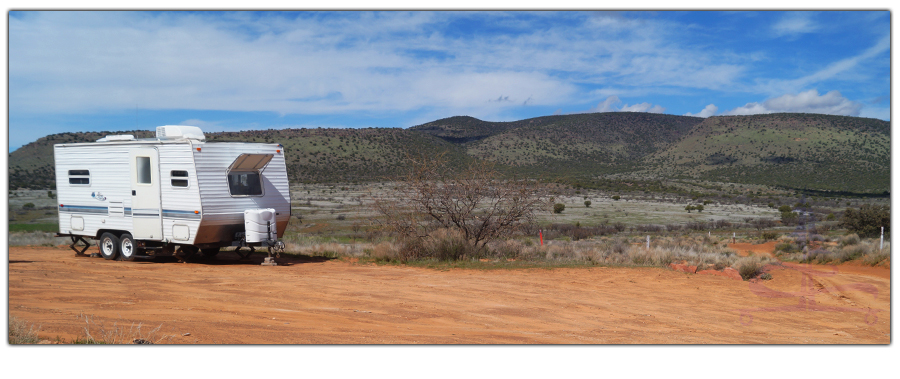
[[91, 191, 107, 201]]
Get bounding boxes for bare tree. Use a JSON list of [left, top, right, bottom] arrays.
[[373, 154, 550, 255]]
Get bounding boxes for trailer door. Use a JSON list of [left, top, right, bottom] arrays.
[[130, 147, 162, 240]]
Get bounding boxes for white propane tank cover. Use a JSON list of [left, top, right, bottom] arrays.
[[244, 208, 277, 243]]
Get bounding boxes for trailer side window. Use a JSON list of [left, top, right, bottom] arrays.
[[227, 171, 263, 196], [171, 170, 189, 188], [68, 170, 90, 185]]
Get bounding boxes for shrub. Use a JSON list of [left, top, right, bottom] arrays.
[[22, 203, 35, 210], [774, 242, 797, 253], [780, 211, 799, 226], [778, 205, 792, 213], [840, 233, 860, 247], [584, 200, 591, 208], [840, 204, 889, 238], [761, 231, 778, 241], [736, 258, 763, 280], [612, 195, 620, 201], [553, 203, 566, 214]]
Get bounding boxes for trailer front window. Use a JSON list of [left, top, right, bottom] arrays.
[[227, 171, 262, 196], [171, 170, 189, 188]]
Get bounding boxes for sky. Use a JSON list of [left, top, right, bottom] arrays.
[[6, 10, 892, 152]]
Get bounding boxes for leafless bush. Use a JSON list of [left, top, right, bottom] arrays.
[[750, 218, 776, 231], [373, 154, 551, 253], [712, 220, 731, 229], [633, 224, 663, 233], [686, 221, 709, 231]]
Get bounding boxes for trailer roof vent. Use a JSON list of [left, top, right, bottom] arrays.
[[96, 134, 136, 142], [156, 125, 206, 141]]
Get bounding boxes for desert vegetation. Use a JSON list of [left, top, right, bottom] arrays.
[[8, 313, 173, 344]]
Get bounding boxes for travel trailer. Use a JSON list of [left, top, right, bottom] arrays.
[[54, 125, 290, 263]]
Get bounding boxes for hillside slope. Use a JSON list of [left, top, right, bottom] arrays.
[[644, 113, 890, 193], [8, 112, 890, 193]]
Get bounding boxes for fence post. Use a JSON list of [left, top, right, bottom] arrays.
[[880, 226, 884, 250], [646, 235, 650, 249]]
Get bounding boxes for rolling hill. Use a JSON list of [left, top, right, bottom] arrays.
[[8, 112, 890, 194]]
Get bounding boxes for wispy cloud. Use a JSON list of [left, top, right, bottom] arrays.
[[755, 36, 890, 96], [6, 10, 890, 151], [7, 11, 745, 118]]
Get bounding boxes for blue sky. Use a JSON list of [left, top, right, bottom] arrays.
[[7, 10, 891, 152]]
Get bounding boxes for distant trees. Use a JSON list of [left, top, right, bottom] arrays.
[[554, 203, 566, 214], [685, 204, 704, 213], [840, 204, 890, 238]]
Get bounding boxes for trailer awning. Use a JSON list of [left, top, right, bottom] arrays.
[[227, 153, 274, 173]]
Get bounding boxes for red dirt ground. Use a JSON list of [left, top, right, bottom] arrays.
[[7, 244, 890, 344]]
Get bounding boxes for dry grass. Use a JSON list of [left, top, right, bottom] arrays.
[[360, 232, 772, 274], [774, 235, 890, 267], [76, 313, 173, 344], [8, 315, 41, 344]]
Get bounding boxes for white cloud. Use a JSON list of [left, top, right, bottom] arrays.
[[584, 95, 665, 114], [620, 103, 665, 113], [8, 11, 749, 119], [772, 13, 819, 37], [723, 90, 862, 117], [684, 104, 718, 118], [588, 95, 622, 112]]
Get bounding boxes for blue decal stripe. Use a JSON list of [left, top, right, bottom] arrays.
[[162, 209, 202, 219], [59, 205, 108, 214]]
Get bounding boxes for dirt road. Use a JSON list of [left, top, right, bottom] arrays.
[[8, 245, 890, 344]]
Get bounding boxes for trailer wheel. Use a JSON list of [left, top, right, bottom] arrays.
[[119, 233, 138, 261], [99, 232, 119, 260], [200, 247, 220, 258]]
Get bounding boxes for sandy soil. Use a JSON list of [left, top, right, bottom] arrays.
[[8, 244, 890, 344]]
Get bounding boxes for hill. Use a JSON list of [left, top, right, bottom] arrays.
[[643, 113, 890, 193], [8, 112, 890, 194]]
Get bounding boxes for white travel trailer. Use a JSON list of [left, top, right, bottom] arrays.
[[54, 125, 290, 262]]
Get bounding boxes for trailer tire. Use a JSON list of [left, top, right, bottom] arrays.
[[99, 232, 119, 260], [119, 233, 138, 261], [200, 247, 220, 258]]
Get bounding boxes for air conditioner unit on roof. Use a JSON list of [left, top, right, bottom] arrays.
[[156, 125, 206, 140]]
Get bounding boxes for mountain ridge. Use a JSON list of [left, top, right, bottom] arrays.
[[9, 112, 890, 193]]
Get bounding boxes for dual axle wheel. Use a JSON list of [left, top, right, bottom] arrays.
[[98, 233, 219, 262], [99, 232, 138, 261]]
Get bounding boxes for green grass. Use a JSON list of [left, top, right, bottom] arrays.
[[8, 222, 58, 232]]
